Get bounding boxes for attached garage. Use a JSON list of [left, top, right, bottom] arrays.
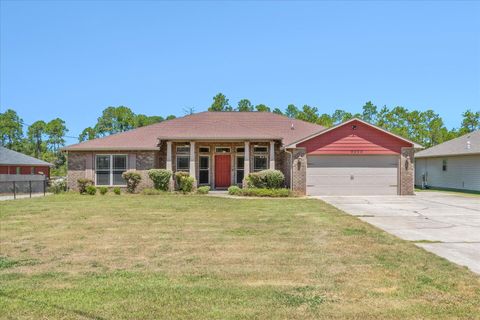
[[288, 118, 421, 196], [306, 155, 399, 195]]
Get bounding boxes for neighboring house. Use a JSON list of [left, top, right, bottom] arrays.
[[63, 112, 419, 195], [415, 130, 480, 192], [0, 146, 52, 177]]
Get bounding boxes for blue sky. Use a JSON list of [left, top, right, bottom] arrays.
[[1, 1, 479, 143]]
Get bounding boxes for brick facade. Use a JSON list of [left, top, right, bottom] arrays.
[[291, 148, 307, 195], [399, 147, 415, 195], [67, 151, 156, 191]]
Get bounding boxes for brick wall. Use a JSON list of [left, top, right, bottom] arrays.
[[67, 151, 157, 191], [399, 147, 415, 195]]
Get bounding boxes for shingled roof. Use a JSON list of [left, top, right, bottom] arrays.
[[64, 112, 324, 151], [0, 147, 53, 166], [415, 130, 480, 158]]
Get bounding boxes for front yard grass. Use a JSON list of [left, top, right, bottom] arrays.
[[1, 194, 479, 319]]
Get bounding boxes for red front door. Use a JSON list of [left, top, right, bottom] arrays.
[[215, 154, 231, 188]]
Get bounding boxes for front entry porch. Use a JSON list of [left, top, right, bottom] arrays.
[[164, 140, 278, 190]]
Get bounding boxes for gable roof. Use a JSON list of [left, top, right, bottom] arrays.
[[64, 112, 324, 151], [415, 130, 480, 158], [284, 118, 422, 149], [0, 147, 53, 166]]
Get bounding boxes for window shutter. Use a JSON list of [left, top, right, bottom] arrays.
[[128, 154, 137, 170]]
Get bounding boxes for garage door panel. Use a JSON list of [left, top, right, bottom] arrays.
[[306, 155, 399, 196]]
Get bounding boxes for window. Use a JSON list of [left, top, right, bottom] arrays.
[[253, 146, 268, 153], [236, 156, 244, 184], [215, 147, 231, 153], [176, 156, 190, 172], [254, 155, 268, 171], [16, 167, 20, 174], [31, 167, 35, 174], [236, 147, 245, 153], [199, 146, 210, 153], [442, 159, 447, 171], [199, 156, 209, 184], [176, 145, 190, 154], [95, 154, 127, 186]]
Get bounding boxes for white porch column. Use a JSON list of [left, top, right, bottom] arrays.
[[243, 141, 250, 187], [269, 141, 275, 169], [166, 141, 173, 171], [189, 141, 196, 179]]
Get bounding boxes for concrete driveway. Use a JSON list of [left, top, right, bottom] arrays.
[[314, 191, 480, 274]]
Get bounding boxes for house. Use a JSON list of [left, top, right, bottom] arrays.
[[0, 146, 53, 177], [63, 112, 419, 195], [415, 130, 480, 192]]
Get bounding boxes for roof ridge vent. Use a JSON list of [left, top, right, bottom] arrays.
[[291, 123, 295, 130]]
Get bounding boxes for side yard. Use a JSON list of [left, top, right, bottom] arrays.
[[0, 194, 479, 319]]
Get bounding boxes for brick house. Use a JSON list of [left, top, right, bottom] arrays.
[[63, 112, 420, 195]]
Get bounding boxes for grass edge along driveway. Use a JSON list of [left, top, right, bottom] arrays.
[[1, 194, 479, 319]]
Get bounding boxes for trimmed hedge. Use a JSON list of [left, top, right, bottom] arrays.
[[122, 170, 142, 193], [113, 187, 121, 195], [228, 186, 291, 197], [85, 185, 97, 195], [148, 169, 172, 191], [77, 178, 93, 194], [175, 172, 196, 193], [246, 169, 285, 189], [197, 186, 211, 194], [98, 186, 108, 195]]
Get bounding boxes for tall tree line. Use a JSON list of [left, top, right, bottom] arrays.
[[207, 93, 480, 148]]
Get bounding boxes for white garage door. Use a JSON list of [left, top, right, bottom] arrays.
[[307, 155, 399, 196]]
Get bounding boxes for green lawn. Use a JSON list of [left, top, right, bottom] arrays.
[[1, 194, 479, 319]]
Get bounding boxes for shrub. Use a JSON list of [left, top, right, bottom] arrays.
[[175, 172, 196, 193], [242, 188, 290, 197], [49, 178, 66, 194], [246, 169, 285, 189], [142, 188, 163, 195], [98, 186, 108, 195], [85, 185, 97, 195], [197, 186, 210, 194], [113, 187, 121, 195], [227, 185, 242, 196], [148, 169, 172, 191], [77, 178, 93, 194], [122, 170, 142, 193]]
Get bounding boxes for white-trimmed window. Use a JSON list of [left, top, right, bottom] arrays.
[[95, 154, 127, 186], [176, 145, 190, 172], [199, 146, 210, 153], [442, 159, 447, 171], [253, 145, 268, 172], [236, 156, 244, 184], [236, 147, 245, 153], [199, 156, 210, 184], [215, 147, 231, 153]]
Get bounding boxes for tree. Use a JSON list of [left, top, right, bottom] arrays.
[[361, 101, 377, 123], [237, 99, 253, 112], [27, 120, 47, 158], [208, 93, 231, 111], [272, 108, 283, 115], [255, 104, 270, 112], [296, 105, 319, 123], [459, 109, 480, 134], [135, 114, 164, 127], [46, 118, 68, 152], [79, 127, 97, 142], [317, 114, 334, 127], [95, 106, 136, 136], [0, 109, 23, 150], [332, 109, 353, 124], [285, 104, 299, 118], [166, 115, 176, 120], [182, 107, 195, 115]]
